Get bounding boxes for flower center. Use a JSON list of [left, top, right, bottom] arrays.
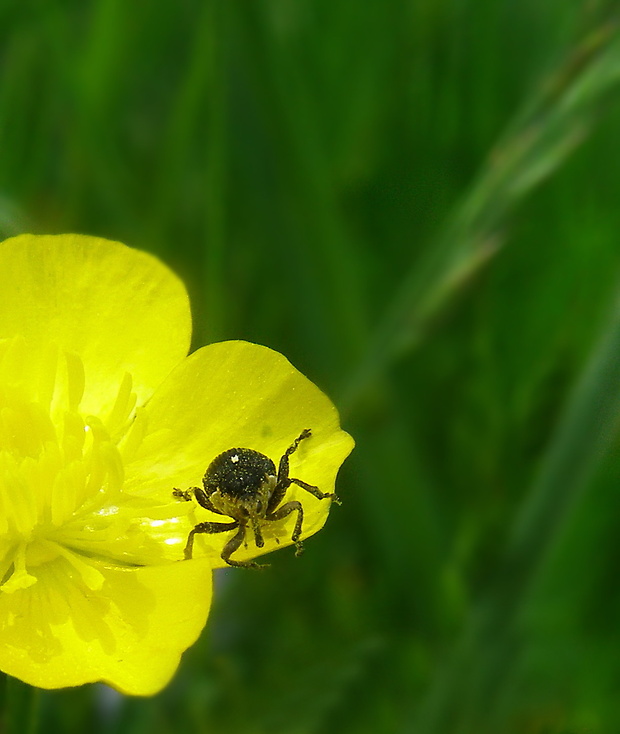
[[0, 336, 148, 593]]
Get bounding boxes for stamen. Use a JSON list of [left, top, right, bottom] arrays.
[[51, 461, 85, 527], [53, 543, 106, 591], [100, 441, 124, 493], [1, 542, 37, 593], [82, 418, 109, 496], [0, 336, 180, 590], [0, 455, 37, 536], [36, 342, 59, 410], [105, 372, 136, 438], [62, 412, 87, 462], [83, 417, 125, 496], [118, 408, 147, 464]]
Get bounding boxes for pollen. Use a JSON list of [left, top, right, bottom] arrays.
[[0, 336, 148, 594]]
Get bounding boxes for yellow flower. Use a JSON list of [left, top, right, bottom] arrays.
[[0, 234, 353, 695]]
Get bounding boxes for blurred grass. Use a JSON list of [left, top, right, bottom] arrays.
[[3, 1, 620, 733]]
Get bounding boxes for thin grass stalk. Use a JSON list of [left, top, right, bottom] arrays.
[[202, 0, 229, 345], [413, 273, 620, 733], [342, 19, 620, 415], [149, 3, 222, 237]]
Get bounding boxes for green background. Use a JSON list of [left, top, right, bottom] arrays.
[[2, 1, 620, 732]]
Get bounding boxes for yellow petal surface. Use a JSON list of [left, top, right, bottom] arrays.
[[0, 234, 191, 417], [0, 556, 212, 695], [125, 341, 354, 567]]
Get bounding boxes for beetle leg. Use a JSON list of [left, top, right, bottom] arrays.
[[173, 486, 228, 515], [266, 477, 290, 514], [266, 500, 304, 555], [183, 520, 238, 559], [194, 486, 227, 514], [222, 524, 268, 569], [290, 478, 341, 505], [276, 429, 312, 485], [172, 487, 198, 502], [268, 429, 312, 513], [251, 515, 265, 548]]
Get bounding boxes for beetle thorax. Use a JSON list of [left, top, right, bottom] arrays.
[[210, 475, 276, 521]]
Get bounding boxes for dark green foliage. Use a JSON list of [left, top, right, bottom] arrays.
[[2, 1, 620, 732]]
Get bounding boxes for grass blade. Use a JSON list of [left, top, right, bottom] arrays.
[[413, 272, 620, 733], [342, 20, 620, 414]]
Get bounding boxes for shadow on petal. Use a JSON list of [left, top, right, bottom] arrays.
[[0, 556, 212, 694]]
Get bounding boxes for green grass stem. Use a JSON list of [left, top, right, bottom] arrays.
[[414, 271, 620, 733], [342, 19, 620, 415]]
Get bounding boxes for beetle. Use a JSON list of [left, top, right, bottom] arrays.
[[173, 429, 339, 568]]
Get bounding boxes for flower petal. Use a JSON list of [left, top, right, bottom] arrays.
[[125, 341, 354, 567], [0, 234, 191, 416], [0, 557, 212, 695]]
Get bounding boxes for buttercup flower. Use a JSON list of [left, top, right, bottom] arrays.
[[0, 234, 353, 695]]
